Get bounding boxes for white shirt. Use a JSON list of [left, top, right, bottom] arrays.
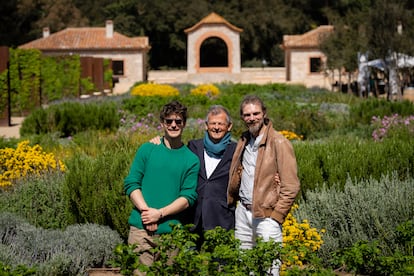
[[204, 150, 221, 179], [239, 134, 263, 205]]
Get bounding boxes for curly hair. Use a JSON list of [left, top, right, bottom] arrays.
[[159, 100, 188, 123]]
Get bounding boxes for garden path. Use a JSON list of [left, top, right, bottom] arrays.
[[0, 117, 24, 139]]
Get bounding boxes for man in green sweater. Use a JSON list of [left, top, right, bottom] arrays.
[[124, 100, 200, 268]]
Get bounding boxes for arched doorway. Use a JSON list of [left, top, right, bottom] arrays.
[[200, 37, 228, 67]]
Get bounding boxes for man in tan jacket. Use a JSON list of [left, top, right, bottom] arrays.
[[227, 95, 300, 275]]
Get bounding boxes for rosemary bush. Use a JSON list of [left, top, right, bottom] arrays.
[[294, 173, 414, 264], [20, 101, 120, 137], [63, 133, 138, 240], [294, 137, 414, 196]]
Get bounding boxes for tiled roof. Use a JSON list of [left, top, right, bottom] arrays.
[[185, 12, 243, 33], [19, 27, 150, 51], [282, 25, 333, 49]]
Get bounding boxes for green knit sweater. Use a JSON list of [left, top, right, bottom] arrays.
[[124, 140, 200, 234]]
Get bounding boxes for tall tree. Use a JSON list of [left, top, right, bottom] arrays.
[[366, 0, 414, 99], [0, 0, 39, 46], [320, 6, 368, 94], [33, 0, 89, 32]]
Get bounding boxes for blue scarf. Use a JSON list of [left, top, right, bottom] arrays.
[[203, 131, 231, 158]]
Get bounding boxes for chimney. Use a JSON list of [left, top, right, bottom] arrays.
[[106, 20, 113, 38], [43, 27, 50, 38]]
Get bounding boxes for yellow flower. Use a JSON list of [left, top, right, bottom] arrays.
[[281, 204, 325, 272], [130, 83, 179, 97], [279, 130, 303, 141], [0, 140, 65, 187], [190, 84, 220, 98]]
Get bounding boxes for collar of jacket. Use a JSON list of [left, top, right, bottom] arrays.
[[241, 118, 272, 146]]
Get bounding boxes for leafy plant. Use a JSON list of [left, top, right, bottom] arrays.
[[107, 243, 140, 276], [0, 261, 36, 276], [107, 206, 329, 275]]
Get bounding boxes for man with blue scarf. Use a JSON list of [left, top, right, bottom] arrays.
[[186, 105, 236, 240]]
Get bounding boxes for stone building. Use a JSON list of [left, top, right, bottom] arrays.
[[19, 20, 150, 93]]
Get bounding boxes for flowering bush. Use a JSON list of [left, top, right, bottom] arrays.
[[118, 110, 162, 134], [190, 84, 220, 98], [131, 83, 179, 97], [281, 204, 325, 272], [0, 140, 65, 187], [371, 114, 414, 141], [279, 130, 303, 141]]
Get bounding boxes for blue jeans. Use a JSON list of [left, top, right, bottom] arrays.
[[235, 202, 282, 275]]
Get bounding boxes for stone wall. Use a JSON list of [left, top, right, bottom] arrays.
[[148, 67, 286, 85]]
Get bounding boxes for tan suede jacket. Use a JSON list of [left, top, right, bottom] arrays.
[[227, 119, 300, 224]]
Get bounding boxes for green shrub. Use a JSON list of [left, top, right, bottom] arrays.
[[332, 234, 414, 275], [0, 212, 122, 275], [294, 173, 414, 266], [0, 260, 36, 275], [0, 172, 69, 229], [121, 95, 178, 119], [20, 101, 120, 137], [0, 136, 19, 149], [349, 98, 414, 125], [294, 137, 414, 195]]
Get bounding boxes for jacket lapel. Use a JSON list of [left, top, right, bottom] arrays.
[[195, 140, 208, 180]]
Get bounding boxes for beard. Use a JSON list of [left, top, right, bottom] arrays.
[[247, 120, 264, 137]]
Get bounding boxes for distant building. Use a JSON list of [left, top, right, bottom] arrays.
[[19, 20, 150, 93], [281, 25, 334, 89]]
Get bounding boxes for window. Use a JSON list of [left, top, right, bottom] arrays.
[[310, 57, 322, 73], [112, 60, 124, 75]]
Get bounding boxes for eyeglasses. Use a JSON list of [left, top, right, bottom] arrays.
[[164, 119, 183, 126]]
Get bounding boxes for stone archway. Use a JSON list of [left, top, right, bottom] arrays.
[[185, 12, 242, 74], [194, 32, 233, 73], [199, 36, 228, 67]]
